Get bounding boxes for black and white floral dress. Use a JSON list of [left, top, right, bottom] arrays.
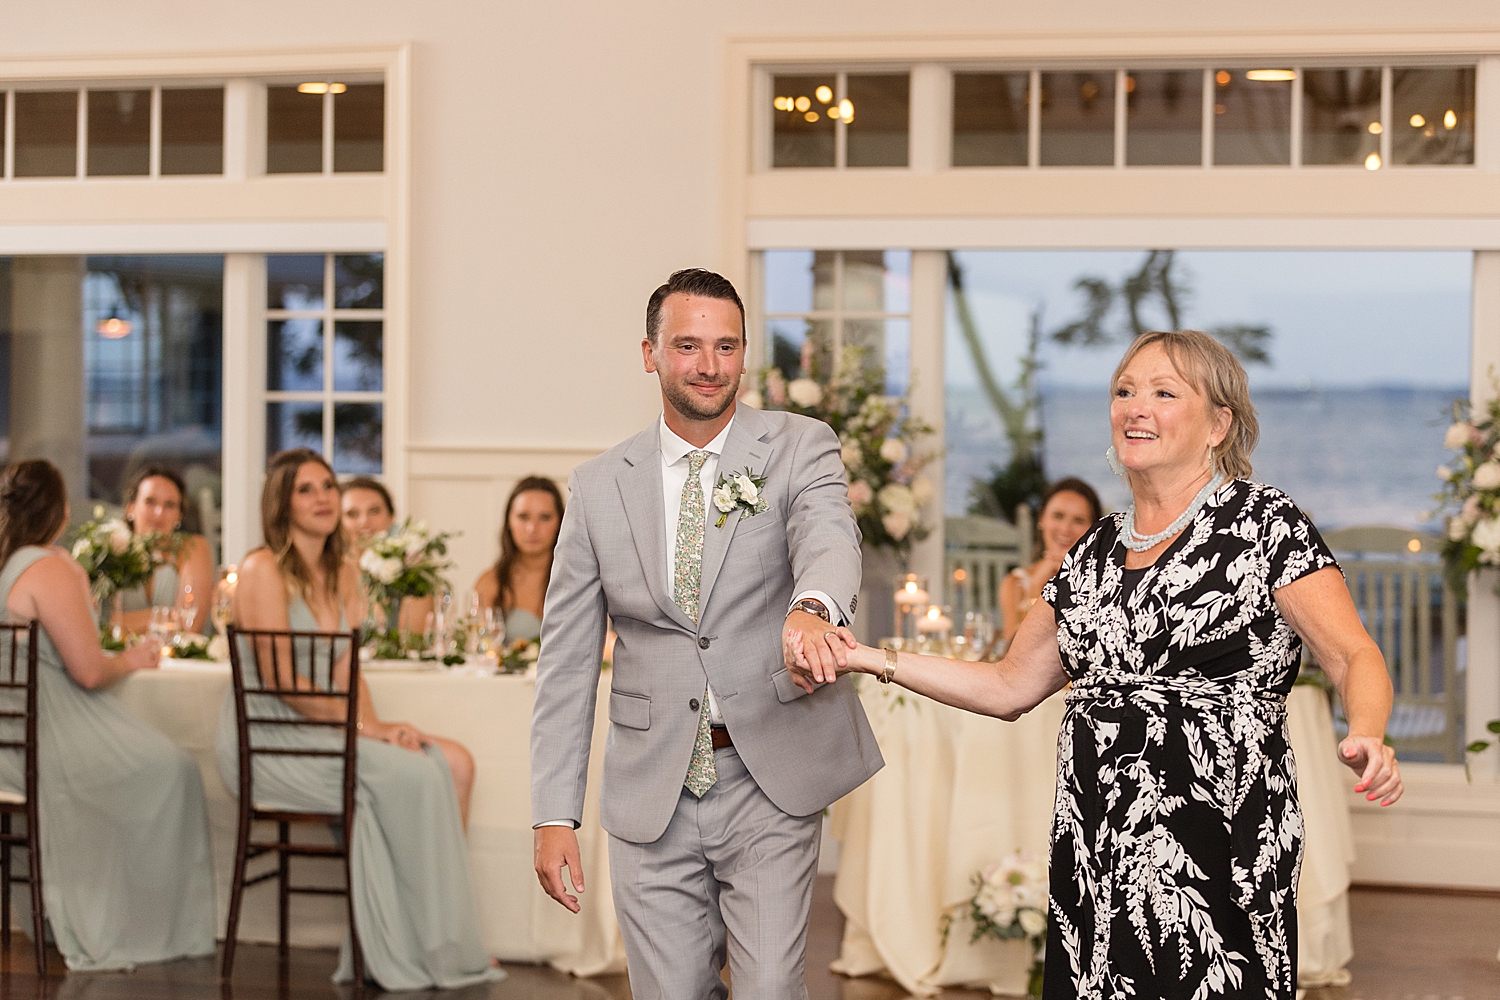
[[1040, 479, 1338, 1000]]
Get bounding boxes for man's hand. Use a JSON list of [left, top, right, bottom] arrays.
[[534, 825, 585, 912], [784, 610, 857, 690]]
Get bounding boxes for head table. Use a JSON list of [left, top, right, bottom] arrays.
[[110, 659, 626, 976], [829, 681, 1356, 996]]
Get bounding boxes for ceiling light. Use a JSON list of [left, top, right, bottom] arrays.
[[773, 96, 788, 111], [1245, 69, 1296, 82], [1215, 70, 1231, 86], [1444, 109, 1457, 129], [1124, 75, 1136, 93], [803, 111, 818, 123], [1367, 121, 1383, 134], [838, 98, 854, 123], [794, 95, 810, 113], [815, 85, 833, 104], [296, 82, 347, 95], [1409, 114, 1426, 127], [1364, 152, 1381, 170], [97, 316, 131, 339]]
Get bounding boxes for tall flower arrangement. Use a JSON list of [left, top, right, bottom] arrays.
[[743, 344, 936, 562], [357, 519, 456, 651], [70, 506, 178, 630]]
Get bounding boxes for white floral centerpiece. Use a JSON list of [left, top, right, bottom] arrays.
[[743, 344, 936, 561], [1435, 394, 1500, 768], [943, 850, 1049, 997], [70, 506, 178, 632], [357, 518, 456, 653]]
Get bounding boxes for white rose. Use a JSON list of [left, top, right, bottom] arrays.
[[847, 480, 874, 509], [1445, 422, 1475, 450], [108, 523, 133, 555], [713, 483, 738, 513], [359, 548, 382, 574], [404, 534, 426, 557], [841, 441, 862, 469], [1018, 908, 1047, 938], [1472, 516, 1500, 555], [1463, 496, 1483, 524], [879, 437, 908, 465], [739, 390, 763, 410], [878, 483, 917, 515], [787, 378, 823, 408], [733, 474, 760, 506], [882, 511, 912, 540], [378, 557, 404, 584], [1475, 462, 1500, 490], [1448, 516, 1470, 541], [910, 476, 934, 507], [1436, 465, 1453, 482]]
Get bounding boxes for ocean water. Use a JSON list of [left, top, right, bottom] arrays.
[[945, 384, 1464, 531]]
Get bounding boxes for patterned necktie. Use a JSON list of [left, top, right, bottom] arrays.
[[675, 450, 717, 798]]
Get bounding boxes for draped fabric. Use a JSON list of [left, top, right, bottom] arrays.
[[1041, 480, 1338, 1000]]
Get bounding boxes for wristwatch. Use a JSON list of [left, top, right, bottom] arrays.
[[790, 598, 831, 623]]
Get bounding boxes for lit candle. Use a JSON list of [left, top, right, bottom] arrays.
[[894, 580, 929, 608], [917, 606, 953, 633]]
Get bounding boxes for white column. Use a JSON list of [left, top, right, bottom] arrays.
[[909, 249, 947, 602], [909, 64, 950, 175], [9, 257, 86, 506], [221, 253, 263, 564], [1469, 249, 1500, 781]]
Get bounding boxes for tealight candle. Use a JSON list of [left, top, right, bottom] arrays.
[[894, 583, 929, 608], [917, 607, 953, 633]]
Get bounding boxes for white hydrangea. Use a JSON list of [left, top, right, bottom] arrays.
[[1018, 908, 1047, 938], [1475, 462, 1500, 490], [739, 390, 763, 410], [1449, 516, 1470, 541], [1463, 495, 1483, 524], [1445, 422, 1476, 450], [1472, 516, 1500, 559], [879, 437, 908, 465], [881, 511, 912, 540], [108, 521, 133, 555], [841, 441, 862, 469], [787, 378, 823, 408], [1436, 465, 1453, 482], [877, 483, 917, 515], [910, 476, 934, 507]]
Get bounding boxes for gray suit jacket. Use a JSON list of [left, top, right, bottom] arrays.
[[530, 403, 885, 844]]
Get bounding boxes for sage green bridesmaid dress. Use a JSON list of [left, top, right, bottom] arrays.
[[116, 562, 179, 615], [0, 546, 216, 970], [215, 594, 500, 990]]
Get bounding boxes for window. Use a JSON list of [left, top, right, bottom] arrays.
[[1392, 66, 1475, 165], [1039, 71, 1115, 166], [952, 72, 1028, 167], [265, 253, 385, 473], [1212, 68, 1292, 165], [770, 73, 909, 169], [1302, 68, 1381, 167], [267, 81, 385, 175], [2, 86, 225, 179], [762, 250, 910, 393], [1125, 70, 1203, 166]]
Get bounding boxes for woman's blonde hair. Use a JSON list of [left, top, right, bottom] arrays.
[[261, 448, 347, 602], [1110, 330, 1259, 479]]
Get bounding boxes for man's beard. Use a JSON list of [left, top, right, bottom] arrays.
[[662, 373, 741, 422]]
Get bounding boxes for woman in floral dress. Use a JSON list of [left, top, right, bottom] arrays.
[[788, 330, 1403, 1000]]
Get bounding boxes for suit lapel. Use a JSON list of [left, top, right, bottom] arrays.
[[617, 427, 696, 633], [698, 404, 773, 618]]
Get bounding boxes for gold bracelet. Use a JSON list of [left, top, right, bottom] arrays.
[[879, 646, 897, 685]]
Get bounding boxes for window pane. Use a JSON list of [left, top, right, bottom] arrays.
[[1039, 71, 1115, 166], [266, 86, 323, 174], [1125, 70, 1202, 166], [86, 89, 150, 176], [846, 73, 909, 168], [844, 318, 910, 395], [1213, 69, 1291, 165], [952, 72, 1029, 167], [841, 250, 910, 313], [160, 88, 224, 175], [267, 254, 325, 311], [1392, 67, 1475, 166], [14, 91, 78, 177], [334, 253, 383, 309], [333, 321, 382, 391], [333, 83, 384, 173], [764, 250, 815, 314], [772, 74, 836, 168], [766, 318, 832, 383], [333, 402, 382, 473], [267, 401, 323, 458], [266, 319, 323, 391], [1302, 68, 1381, 167]]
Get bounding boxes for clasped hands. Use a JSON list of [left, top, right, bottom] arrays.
[[783, 609, 866, 693]]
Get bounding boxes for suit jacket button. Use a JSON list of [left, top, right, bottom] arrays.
[[689, 698, 700, 712], [698, 637, 710, 649]]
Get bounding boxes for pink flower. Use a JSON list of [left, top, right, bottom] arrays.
[[847, 481, 874, 508], [765, 370, 787, 406]]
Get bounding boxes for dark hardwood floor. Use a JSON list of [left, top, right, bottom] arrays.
[[0, 881, 1493, 999]]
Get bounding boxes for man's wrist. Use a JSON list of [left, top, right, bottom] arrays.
[[789, 598, 831, 623]]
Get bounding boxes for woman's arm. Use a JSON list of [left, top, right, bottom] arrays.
[[11, 554, 159, 690], [178, 534, 215, 634], [1275, 565, 1403, 806], [998, 571, 1022, 642], [473, 568, 499, 609], [786, 599, 1070, 721]]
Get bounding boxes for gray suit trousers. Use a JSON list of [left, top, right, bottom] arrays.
[[608, 746, 821, 1000]]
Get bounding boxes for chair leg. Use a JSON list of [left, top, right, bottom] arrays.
[[26, 816, 43, 977], [344, 851, 363, 988], [2, 813, 11, 951], [277, 821, 290, 959], [219, 801, 254, 980]]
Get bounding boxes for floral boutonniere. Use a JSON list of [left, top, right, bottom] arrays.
[[712, 468, 769, 528]]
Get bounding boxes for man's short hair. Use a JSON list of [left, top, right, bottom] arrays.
[[645, 269, 746, 348]]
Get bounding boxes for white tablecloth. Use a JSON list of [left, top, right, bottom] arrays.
[[830, 682, 1356, 995], [110, 660, 626, 976]]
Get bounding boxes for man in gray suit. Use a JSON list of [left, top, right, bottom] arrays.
[[531, 268, 884, 999]]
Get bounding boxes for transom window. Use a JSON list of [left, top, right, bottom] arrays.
[[265, 253, 385, 473]]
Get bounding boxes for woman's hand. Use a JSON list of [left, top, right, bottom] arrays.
[[365, 719, 427, 752], [1338, 734, 1402, 806], [121, 636, 163, 673], [783, 625, 869, 691]]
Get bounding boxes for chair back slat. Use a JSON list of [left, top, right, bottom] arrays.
[[0, 623, 38, 806]]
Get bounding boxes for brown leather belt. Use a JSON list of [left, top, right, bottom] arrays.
[[710, 727, 733, 750]]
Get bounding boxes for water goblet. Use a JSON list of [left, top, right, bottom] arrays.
[[176, 582, 200, 634]]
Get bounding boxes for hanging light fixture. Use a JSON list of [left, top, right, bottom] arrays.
[[296, 82, 347, 95], [1245, 69, 1296, 82], [96, 308, 131, 339]]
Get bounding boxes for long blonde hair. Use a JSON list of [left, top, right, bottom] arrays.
[[261, 448, 347, 602], [1110, 330, 1259, 479]]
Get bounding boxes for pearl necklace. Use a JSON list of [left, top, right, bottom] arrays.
[[1121, 472, 1226, 552]]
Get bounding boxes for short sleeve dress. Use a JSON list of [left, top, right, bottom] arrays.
[[1039, 479, 1338, 1000]]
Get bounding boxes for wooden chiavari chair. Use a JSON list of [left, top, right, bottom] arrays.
[[0, 621, 44, 975], [221, 625, 363, 985]]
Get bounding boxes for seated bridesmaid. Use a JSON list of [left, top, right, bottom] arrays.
[[998, 477, 1102, 644], [472, 476, 564, 643], [114, 466, 214, 636], [218, 448, 499, 990], [0, 459, 215, 970], [340, 476, 431, 634]]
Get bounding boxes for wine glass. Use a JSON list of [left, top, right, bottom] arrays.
[[176, 581, 200, 635], [149, 606, 180, 643]]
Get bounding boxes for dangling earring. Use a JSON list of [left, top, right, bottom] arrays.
[[1105, 445, 1125, 477]]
